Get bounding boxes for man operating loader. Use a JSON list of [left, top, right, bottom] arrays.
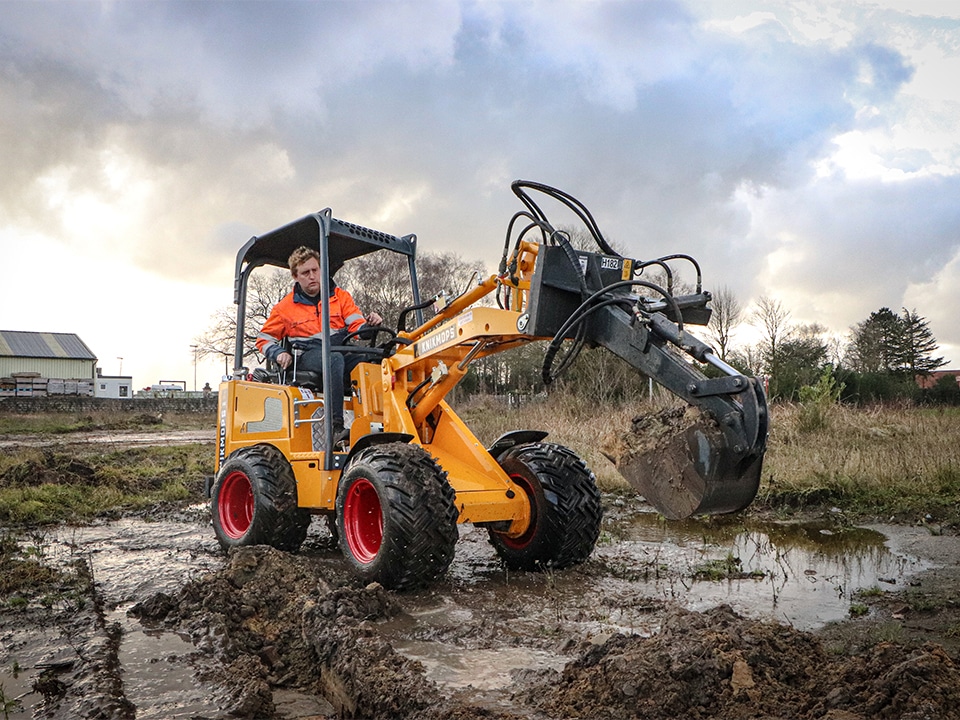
[[256, 245, 383, 444]]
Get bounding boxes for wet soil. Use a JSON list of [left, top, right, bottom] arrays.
[[2, 502, 959, 719], [2, 436, 960, 718]]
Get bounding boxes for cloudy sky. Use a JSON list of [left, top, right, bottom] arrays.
[[1, 0, 958, 389]]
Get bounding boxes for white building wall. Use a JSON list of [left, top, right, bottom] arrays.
[[94, 376, 134, 400]]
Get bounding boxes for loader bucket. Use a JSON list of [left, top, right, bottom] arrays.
[[602, 406, 763, 519]]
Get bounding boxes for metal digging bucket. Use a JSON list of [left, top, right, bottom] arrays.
[[602, 406, 764, 520]]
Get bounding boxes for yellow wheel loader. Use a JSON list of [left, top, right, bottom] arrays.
[[207, 181, 768, 590]]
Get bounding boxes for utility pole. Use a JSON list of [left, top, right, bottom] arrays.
[[190, 345, 198, 392]]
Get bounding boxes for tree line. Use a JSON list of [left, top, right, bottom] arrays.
[[195, 248, 954, 407], [707, 291, 951, 405]]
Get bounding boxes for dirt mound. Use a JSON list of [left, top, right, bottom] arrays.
[[129, 547, 960, 720], [522, 604, 960, 720], [0, 448, 97, 487], [132, 545, 454, 718]]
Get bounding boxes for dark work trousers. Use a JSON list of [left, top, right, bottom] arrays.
[[292, 336, 363, 429]]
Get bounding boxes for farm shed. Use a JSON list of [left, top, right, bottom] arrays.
[[0, 330, 98, 384]]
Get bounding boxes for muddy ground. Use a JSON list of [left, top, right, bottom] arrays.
[[2, 436, 960, 719]]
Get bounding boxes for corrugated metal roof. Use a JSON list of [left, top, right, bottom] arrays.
[[0, 330, 97, 360]]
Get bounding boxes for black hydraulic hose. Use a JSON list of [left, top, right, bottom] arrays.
[[651, 253, 704, 293], [397, 296, 440, 333], [550, 229, 590, 298], [633, 259, 674, 294], [542, 296, 634, 385], [541, 279, 686, 384], [405, 377, 431, 410], [511, 180, 620, 257], [500, 212, 539, 274]]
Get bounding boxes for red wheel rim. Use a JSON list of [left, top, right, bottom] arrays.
[[500, 473, 537, 550], [343, 477, 383, 564], [219, 470, 254, 539]]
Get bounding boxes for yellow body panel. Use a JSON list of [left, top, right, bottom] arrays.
[[217, 292, 543, 537]]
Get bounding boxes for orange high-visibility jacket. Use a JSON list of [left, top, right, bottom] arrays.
[[256, 283, 366, 362]]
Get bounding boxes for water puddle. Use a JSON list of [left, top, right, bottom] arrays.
[[608, 511, 929, 629], [0, 503, 939, 715], [108, 607, 214, 720], [1, 507, 225, 720], [386, 510, 932, 691]]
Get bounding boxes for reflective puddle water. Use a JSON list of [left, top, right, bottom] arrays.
[[606, 511, 929, 628], [388, 510, 933, 691], [1, 507, 225, 720], [0, 505, 938, 714]]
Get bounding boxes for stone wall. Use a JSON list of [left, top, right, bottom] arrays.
[[0, 396, 217, 414]]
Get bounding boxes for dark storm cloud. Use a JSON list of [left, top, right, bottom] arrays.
[[0, 0, 937, 319]]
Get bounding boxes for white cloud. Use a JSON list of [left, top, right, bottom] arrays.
[[2, 0, 959, 386]]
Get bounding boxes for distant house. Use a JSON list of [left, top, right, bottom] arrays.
[[0, 330, 97, 379], [916, 370, 960, 389]]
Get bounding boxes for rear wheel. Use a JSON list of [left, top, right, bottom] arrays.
[[336, 442, 458, 590], [211, 444, 310, 552], [488, 442, 602, 571]]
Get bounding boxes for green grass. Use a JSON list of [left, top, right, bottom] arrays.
[[0, 410, 211, 435], [0, 444, 212, 526]]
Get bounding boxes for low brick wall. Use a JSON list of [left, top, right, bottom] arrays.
[[0, 396, 218, 414]]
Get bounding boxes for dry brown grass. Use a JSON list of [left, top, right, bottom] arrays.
[[459, 396, 960, 523], [764, 403, 960, 520], [458, 393, 677, 492]]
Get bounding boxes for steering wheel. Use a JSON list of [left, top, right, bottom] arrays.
[[341, 325, 398, 348]]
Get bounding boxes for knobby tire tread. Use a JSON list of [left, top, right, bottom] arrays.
[[490, 442, 602, 571], [214, 444, 310, 552], [338, 443, 458, 591]]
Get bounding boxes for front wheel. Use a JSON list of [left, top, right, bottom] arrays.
[[336, 442, 459, 590], [488, 442, 602, 571], [211, 444, 310, 552]]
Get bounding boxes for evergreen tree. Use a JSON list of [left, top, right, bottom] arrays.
[[848, 306, 945, 377], [899, 308, 946, 376]]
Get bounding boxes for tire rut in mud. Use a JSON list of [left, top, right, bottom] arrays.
[[128, 544, 960, 720]]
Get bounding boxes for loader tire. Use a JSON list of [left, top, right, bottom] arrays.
[[488, 442, 602, 571], [212, 444, 310, 552], [336, 442, 458, 591]]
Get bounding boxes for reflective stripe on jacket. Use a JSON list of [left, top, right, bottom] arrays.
[[256, 283, 366, 361]]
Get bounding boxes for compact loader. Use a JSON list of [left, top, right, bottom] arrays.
[[209, 181, 768, 590]]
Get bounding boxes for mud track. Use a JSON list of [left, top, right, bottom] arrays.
[[2, 429, 960, 718]]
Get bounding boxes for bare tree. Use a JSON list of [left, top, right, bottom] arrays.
[[195, 251, 487, 369], [752, 296, 790, 370], [707, 285, 743, 361], [194, 267, 290, 366], [337, 251, 486, 330]]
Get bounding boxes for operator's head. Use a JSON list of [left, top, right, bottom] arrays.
[[288, 246, 322, 297]]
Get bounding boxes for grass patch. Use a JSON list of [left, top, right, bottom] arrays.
[[0, 410, 213, 435], [690, 553, 765, 581], [0, 533, 62, 598], [760, 403, 960, 522], [460, 396, 960, 525], [3, 397, 960, 527], [848, 603, 870, 617], [0, 444, 212, 525]]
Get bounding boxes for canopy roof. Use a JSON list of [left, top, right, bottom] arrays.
[[235, 210, 416, 279]]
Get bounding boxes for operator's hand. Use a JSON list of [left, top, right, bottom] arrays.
[[276, 351, 293, 369], [365, 311, 383, 326]]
